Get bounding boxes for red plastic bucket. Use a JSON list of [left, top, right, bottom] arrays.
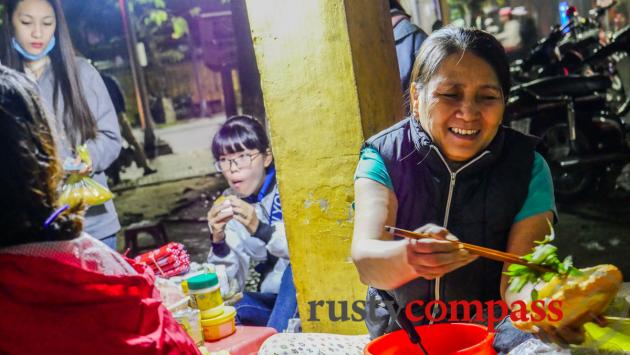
[[364, 323, 496, 355]]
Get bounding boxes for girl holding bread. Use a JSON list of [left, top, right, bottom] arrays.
[[207, 115, 297, 332]]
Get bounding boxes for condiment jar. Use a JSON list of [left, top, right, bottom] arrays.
[[187, 273, 223, 311], [173, 308, 204, 346]]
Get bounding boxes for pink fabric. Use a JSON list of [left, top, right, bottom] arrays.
[[499, 7, 512, 16]]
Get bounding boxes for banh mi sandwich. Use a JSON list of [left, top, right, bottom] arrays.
[[505, 222, 623, 332]]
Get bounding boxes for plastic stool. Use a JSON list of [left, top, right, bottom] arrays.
[[124, 220, 168, 257]]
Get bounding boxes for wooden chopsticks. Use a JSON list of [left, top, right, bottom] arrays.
[[384, 226, 555, 273]]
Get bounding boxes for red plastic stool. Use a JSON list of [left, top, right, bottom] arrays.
[[123, 220, 168, 257], [204, 326, 276, 354]]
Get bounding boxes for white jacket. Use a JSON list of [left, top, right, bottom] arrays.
[[207, 185, 289, 294]]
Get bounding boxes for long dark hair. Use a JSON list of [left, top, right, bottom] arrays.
[[410, 26, 511, 101], [0, 64, 83, 247], [1, 0, 97, 146]]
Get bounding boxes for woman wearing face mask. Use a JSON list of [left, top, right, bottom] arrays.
[[0, 64, 199, 354], [1, 0, 122, 249], [350, 27, 596, 351], [207, 115, 297, 333]]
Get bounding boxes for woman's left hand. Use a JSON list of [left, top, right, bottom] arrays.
[[535, 323, 586, 346], [534, 311, 607, 346], [228, 197, 260, 234], [77, 163, 93, 176], [66, 156, 93, 176]]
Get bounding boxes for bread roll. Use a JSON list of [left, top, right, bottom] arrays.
[[514, 264, 622, 332]]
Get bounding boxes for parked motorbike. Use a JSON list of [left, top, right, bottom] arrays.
[[505, 23, 630, 198], [511, 1, 617, 83]]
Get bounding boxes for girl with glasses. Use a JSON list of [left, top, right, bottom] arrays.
[[207, 115, 298, 332]]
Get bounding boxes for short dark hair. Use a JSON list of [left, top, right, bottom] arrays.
[[410, 26, 511, 101], [211, 115, 270, 160], [1, 0, 97, 146], [0, 65, 83, 248]]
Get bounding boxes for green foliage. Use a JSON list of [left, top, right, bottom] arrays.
[[446, 0, 488, 25], [129, 0, 192, 65], [503, 220, 582, 300], [131, 1, 204, 40], [145, 9, 169, 27], [170, 16, 188, 39], [136, 0, 166, 8]]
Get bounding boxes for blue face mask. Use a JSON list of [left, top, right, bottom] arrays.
[[12, 36, 56, 61]]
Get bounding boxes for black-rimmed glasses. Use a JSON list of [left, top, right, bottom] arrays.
[[214, 152, 262, 172]]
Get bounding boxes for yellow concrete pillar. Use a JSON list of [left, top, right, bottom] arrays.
[[246, 0, 403, 334], [439, 0, 450, 25]]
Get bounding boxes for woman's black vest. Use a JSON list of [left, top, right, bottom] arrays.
[[363, 117, 539, 338]]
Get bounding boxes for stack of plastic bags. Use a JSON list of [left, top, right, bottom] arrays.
[[135, 242, 190, 277]]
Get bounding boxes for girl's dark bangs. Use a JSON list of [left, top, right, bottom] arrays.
[[212, 125, 261, 158]]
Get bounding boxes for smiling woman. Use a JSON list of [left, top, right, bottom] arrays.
[[411, 52, 505, 162], [350, 26, 572, 352]]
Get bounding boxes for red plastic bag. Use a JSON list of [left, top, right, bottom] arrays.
[[0, 253, 201, 355], [135, 242, 191, 277]]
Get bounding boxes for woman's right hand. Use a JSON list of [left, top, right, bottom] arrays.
[[405, 223, 478, 280], [207, 198, 234, 243]]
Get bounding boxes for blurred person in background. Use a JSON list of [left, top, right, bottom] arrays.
[[613, 4, 628, 31], [496, 7, 523, 60], [389, 0, 428, 94], [75, 24, 157, 184], [100, 71, 157, 185]]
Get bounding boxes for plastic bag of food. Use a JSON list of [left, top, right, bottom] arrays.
[[155, 277, 188, 310], [58, 145, 113, 207]]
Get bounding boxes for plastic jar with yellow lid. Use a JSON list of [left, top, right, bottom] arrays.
[[200, 305, 225, 319], [201, 306, 236, 341], [187, 273, 223, 311]]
